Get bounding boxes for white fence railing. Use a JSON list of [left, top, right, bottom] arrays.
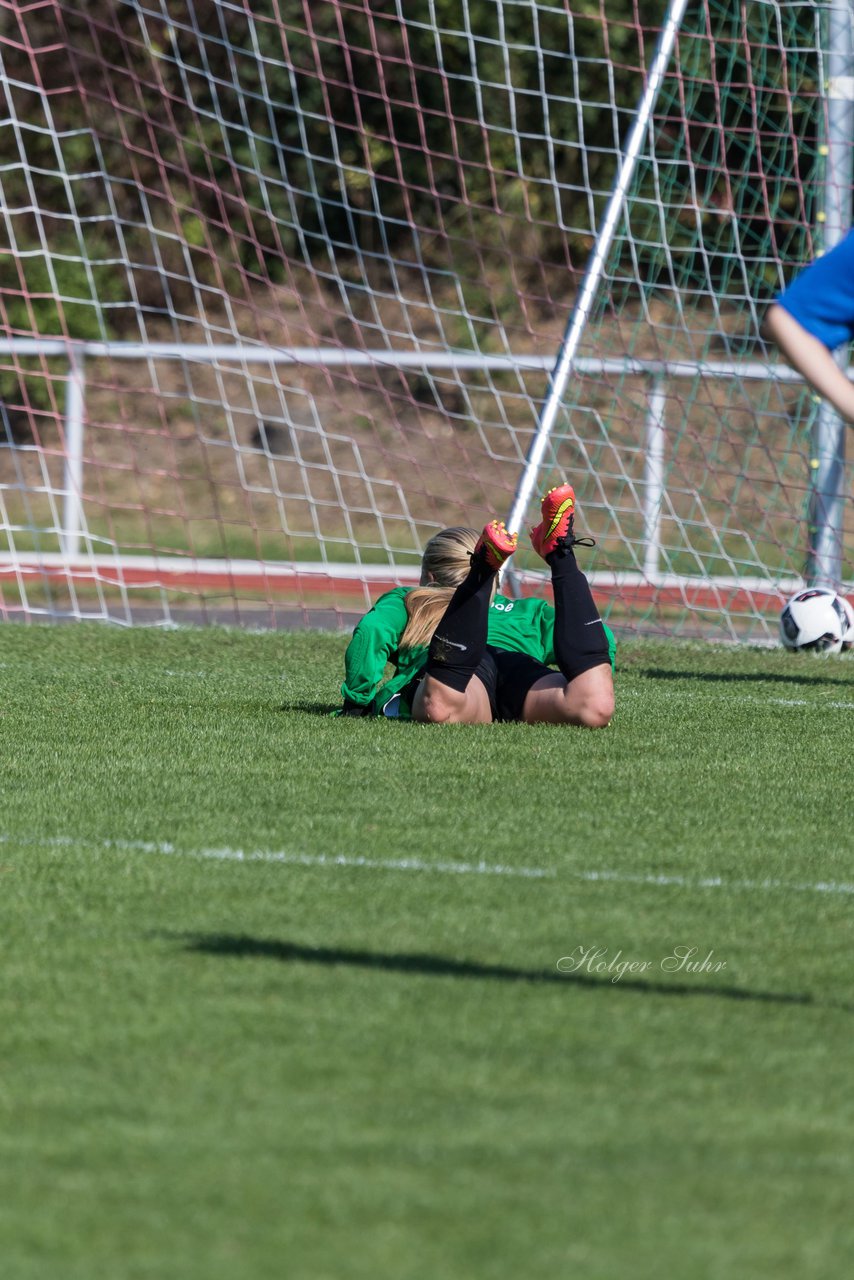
[[0, 337, 809, 568]]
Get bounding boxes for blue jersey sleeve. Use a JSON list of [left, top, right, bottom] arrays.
[[775, 230, 854, 351]]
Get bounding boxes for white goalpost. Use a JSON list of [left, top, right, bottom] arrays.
[[0, 1, 850, 638]]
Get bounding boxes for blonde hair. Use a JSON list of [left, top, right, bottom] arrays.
[[400, 526, 480, 650]]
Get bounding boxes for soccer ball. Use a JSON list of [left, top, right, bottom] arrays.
[[836, 594, 854, 651], [779, 589, 844, 654]]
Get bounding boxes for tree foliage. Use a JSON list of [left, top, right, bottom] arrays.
[[0, 1, 654, 318], [0, 0, 822, 338]]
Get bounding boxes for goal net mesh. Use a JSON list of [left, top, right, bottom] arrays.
[[0, 0, 847, 636]]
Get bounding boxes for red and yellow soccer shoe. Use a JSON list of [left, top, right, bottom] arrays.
[[474, 519, 518, 572], [529, 483, 576, 560]]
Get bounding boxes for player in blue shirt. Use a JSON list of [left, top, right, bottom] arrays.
[[764, 229, 854, 422]]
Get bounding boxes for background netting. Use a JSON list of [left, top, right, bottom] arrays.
[[0, 0, 849, 635]]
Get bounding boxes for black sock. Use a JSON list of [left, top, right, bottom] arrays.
[[425, 550, 495, 694], [548, 543, 610, 680]]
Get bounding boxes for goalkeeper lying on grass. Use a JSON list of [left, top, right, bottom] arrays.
[[338, 482, 615, 726]]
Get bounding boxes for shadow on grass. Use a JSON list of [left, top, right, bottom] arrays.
[[177, 932, 829, 1009], [637, 667, 854, 690]]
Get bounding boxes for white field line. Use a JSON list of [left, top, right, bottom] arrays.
[[1, 832, 854, 896], [618, 689, 854, 711], [763, 697, 854, 709], [572, 868, 854, 896], [0, 833, 550, 880], [693, 692, 854, 711]]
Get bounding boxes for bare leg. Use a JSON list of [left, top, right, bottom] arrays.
[[412, 673, 493, 724], [521, 664, 614, 728], [416, 519, 515, 723]]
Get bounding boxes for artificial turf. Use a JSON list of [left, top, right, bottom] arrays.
[[0, 623, 852, 1279]]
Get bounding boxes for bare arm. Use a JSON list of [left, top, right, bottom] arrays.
[[764, 302, 854, 424]]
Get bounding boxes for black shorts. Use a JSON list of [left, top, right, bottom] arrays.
[[401, 646, 556, 723], [474, 646, 556, 722]]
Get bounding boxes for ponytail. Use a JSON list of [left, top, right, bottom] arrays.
[[400, 585, 456, 650]]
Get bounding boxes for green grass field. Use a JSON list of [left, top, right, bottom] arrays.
[[1, 623, 853, 1279]]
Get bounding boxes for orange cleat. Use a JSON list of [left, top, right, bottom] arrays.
[[473, 519, 518, 572], [529, 483, 577, 559]]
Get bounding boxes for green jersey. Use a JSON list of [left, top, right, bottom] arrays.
[[340, 587, 616, 716]]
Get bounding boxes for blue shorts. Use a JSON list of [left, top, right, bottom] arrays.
[[776, 229, 854, 351]]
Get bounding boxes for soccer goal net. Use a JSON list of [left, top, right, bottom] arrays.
[[0, 0, 850, 637]]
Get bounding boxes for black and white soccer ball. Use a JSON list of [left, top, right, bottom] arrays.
[[779, 589, 844, 654], [836, 594, 854, 651]]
